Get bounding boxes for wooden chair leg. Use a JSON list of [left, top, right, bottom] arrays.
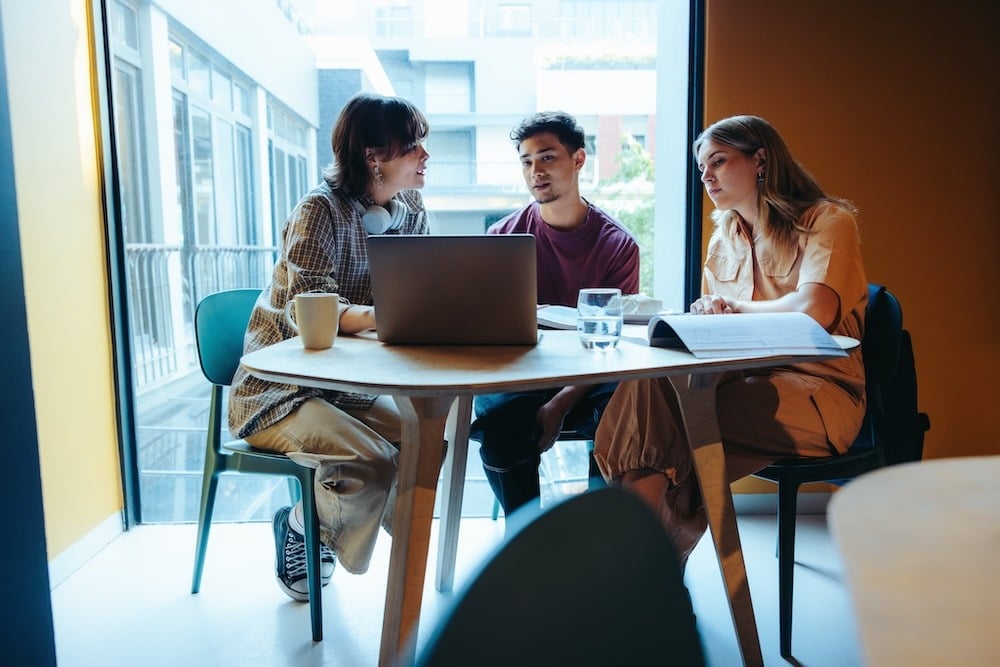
[[435, 397, 472, 593]]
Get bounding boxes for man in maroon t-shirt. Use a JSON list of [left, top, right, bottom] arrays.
[[470, 111, 640, 517]]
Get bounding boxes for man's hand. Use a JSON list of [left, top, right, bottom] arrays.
[[534, 385, 592, 453]]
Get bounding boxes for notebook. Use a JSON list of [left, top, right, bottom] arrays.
[[367, 234, 538, 345]]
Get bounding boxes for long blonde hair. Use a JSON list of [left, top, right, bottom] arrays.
[[693, 115, 854, 248]]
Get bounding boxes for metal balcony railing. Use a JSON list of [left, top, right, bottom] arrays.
[[126, 243, 278, 391]]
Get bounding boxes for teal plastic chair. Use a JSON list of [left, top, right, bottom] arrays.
[[190, 288, 325, 641]]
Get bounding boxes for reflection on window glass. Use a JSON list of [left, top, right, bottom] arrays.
[[212, 67, 232, 110], [271, 144, 287, 231], [100, 0, 686, 524], [113, 64, 149, 243], [235, 125, 255, 245], [188, 50, 210, 98], [168, 39, 184, 82], [496, 4, 532, 36], [234, 81, 250, 116], [190, 107, 215, 248], [111, 0, 139, 51], [374, 0, 413, 38]]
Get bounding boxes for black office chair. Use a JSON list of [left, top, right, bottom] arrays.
[[411, 487, 705, 667], [751, 284, 929, 658]]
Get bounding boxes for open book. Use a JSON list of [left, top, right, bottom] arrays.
[[647, 311, 850, 359], [535, 305, 579, 330], [537, 301, 675, 329]]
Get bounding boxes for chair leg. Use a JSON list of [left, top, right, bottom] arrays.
[[286, 477, 301, 504], [298, 470, 323, 642], [587, 445, 606, 490], [776, 477, 800, 659], [191, 469, 221, 594]]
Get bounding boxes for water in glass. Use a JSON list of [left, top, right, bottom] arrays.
[[577, 288, 623, 350]]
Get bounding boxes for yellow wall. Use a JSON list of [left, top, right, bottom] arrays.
[[3, 0, 122, 556], [706, 0, 1000, 483]]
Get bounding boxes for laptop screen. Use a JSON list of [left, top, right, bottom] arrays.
[[367, 234, 538, 345]]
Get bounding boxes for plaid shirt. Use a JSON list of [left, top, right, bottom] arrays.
[[228, 179, 428, 438]]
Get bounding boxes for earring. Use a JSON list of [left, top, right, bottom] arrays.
[[757, 171, 764, 185], [373, 165, 384, 189]]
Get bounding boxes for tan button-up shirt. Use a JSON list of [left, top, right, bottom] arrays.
[[702, 201, 868, 449]]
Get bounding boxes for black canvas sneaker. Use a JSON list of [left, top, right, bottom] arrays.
[[272, 505, 336, 601]]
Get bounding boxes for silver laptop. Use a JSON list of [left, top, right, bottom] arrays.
[[367, 234, 538, 345]]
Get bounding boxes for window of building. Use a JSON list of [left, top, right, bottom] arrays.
[[495, 4, 532, 36], [558, 0, 657, 40], [374, 0, 414, 38], [96, 0, 699, 524], [424, 62, 473, 114]]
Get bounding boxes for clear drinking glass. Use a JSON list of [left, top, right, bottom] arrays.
[[577, 288, 623, 350]]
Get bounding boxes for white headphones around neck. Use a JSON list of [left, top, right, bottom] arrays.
[[352, 197, 408, 235]]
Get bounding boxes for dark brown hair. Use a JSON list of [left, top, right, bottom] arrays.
[[323, 92, 429, 194]]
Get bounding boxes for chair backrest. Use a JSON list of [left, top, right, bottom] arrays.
[[194, 289, 262, 387], [861, 284, 903, 388], [853, 284, 903, 450], [411, 487, 705, 667]]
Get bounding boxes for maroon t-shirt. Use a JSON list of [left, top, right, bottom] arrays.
[[487, 201, 639, 306]]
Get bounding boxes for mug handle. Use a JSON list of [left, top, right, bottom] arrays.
[[283, 300, 299, 333]]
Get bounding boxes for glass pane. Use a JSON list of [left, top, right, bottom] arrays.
[[190, 106, 215, 245], [212, 67, 232, 110], [100, 0, 685, 524], [235, 125, 255, 244], [110, 0, 139, 51], [188, 50, 210, 98], [112, 63, 149, 243], [168, 39, 184, 83]]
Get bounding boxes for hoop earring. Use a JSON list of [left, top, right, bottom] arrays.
[[373, 165, 384, 189]]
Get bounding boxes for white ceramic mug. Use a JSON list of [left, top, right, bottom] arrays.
[[284, 293, 339, 349]]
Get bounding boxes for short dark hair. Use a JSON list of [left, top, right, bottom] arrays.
[[510, 111, 586, 154], [323, 92, 429, 194]]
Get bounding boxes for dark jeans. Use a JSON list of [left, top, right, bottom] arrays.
[[470, 382, 617, 515]]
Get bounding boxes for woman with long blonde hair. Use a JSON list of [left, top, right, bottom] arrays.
[[594, 115, 867, 563]]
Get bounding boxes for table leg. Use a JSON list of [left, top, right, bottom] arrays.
[[380, 395, 453, 667], [666, 374, 764, 667], [435, 396, 472, 592]]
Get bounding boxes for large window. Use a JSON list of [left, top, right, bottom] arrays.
[[98, 0, 697, 524]]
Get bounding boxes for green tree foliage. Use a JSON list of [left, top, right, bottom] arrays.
[[593, 135, 655, 294]]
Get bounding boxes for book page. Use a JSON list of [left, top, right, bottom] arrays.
[[536, 305, 578, 330], [648, 312, 848, 359]]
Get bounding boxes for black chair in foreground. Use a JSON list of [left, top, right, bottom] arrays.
[[410, 487, 705, 667], [752, 283, 930, 658]]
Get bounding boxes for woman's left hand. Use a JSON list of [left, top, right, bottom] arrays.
[[690, 294, 735, 314]]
